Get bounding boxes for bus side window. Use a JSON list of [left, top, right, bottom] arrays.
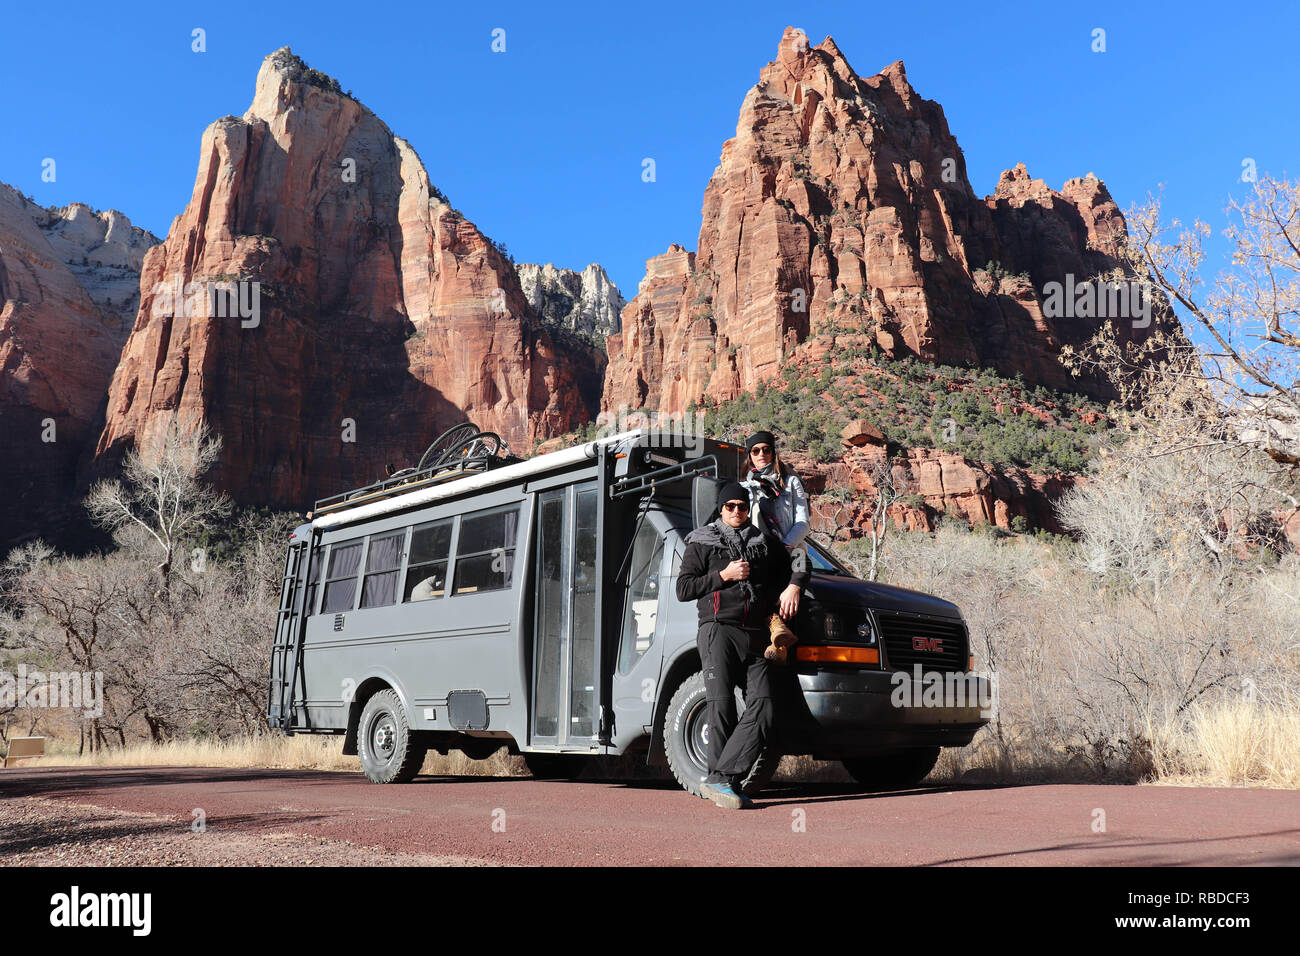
[[361, 531, 405, 608], [617, 522, 665, 674], [321, 539, 363, 613], [452, 505, 521, 595], [305, 546, 323, 615], [405, 519, 452, 602]]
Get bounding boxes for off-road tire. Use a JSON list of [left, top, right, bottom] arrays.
[[357, 689, 426, 784], [841, 747, 941, 791], [664, 671, 781, 798]]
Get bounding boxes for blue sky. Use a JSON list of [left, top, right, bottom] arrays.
[[4, 0, 1296, 299]]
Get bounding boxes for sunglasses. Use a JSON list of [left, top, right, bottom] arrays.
[[750, 445, 773, 455], [722, 501, 750, 513]]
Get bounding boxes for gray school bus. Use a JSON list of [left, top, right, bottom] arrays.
[[268, 426, 990, 795]]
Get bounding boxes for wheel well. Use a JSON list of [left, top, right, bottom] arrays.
[[342, 677, 394, 755], [650, 649, 701, 760]]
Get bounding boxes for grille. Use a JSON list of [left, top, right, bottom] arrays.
[[876, 612, 967, 673]]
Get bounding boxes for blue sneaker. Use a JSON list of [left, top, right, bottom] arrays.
[[700, 781, 752, 809]]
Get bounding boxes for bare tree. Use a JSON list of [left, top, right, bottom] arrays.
[[811, 460, 902, 581], [810, 488, 855, 543], [1115, 174, 1295, 404], [1, 546, 150, 752], [860, 460, 901, 582], [86, 419, 232, 584], [1060, 174, 1300, 570]]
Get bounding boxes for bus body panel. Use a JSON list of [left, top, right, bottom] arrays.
[[271, 432, 991, 773], [295, 484, 537, 745]]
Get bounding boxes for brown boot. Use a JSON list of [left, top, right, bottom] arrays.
[[764, 614, 798, 664]]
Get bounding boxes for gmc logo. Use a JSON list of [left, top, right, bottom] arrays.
[[912, 637, 944, 652]]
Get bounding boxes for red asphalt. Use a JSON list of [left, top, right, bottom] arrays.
[[2, 767, 1297, 866]]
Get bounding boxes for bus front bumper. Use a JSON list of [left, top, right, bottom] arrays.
[[786, 667, 992, 757]]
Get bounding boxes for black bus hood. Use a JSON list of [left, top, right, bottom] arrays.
[[806, 572, 963, 620]]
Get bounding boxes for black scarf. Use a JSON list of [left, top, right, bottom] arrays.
[[715, 518, 758, 601]]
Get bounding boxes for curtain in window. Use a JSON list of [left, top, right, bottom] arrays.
[[362, 571, 399, 607], [328, 542, 362, 579], [366, 534, 402, 571], [323, 542, 362, 612]]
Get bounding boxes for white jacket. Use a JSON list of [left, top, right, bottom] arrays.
[[743, 469, 810, 549]]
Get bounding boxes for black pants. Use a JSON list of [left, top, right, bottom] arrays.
[[697, 622, 774, 787]]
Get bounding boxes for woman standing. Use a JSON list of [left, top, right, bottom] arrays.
[[743, 430, 810, 658]]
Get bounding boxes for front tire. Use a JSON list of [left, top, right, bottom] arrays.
[[841, 747, 940, 791], [664, 672, 780, 798], [357, 689, 426, 783]]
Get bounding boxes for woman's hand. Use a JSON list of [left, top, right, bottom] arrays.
[[779, 583, 801, 619]]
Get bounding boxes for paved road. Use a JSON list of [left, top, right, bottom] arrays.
[[2, 768, 1297, 865]]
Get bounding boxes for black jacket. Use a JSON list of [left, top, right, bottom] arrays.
[[675, 519, 810, 628]]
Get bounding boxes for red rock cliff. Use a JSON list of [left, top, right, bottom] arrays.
[[0, 184, 157, 544], [94, 48, 601, 509], [602, 28, 1170, 416]]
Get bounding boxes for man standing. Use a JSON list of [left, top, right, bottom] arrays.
[[676, 481, 808, 809]]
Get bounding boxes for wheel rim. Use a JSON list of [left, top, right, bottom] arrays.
[[684, 698, 710, 775], [417, 423, 479, 471], [367, 710, 397, 768]]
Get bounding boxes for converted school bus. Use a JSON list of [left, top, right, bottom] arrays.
[[269, 428, 990, 795]]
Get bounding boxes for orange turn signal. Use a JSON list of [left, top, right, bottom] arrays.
[[968, 654, 974, 670], [795, 645, 879, 665]]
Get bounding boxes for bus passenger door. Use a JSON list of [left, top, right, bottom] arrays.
[[608, 515, 669, 748], [531, 481, 599, 748]]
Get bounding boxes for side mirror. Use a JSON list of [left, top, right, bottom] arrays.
[[693, 476, 727, 529]]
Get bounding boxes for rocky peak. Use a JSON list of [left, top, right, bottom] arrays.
[[602, 27, 1172, 419], [0, 182, 157, 546], [515, 262, 625, 342], [33, 201, 158, 329], [249, 46, 354, 120], [93, 47, 600, 510]]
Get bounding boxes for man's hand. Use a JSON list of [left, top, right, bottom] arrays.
[[720, 560, 750, 582], [778, 583, 801, 619]]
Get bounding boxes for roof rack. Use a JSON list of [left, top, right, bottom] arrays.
[[310, 428, 651, 525], [313, 456, 520, 517], [609, 454, 719, 499]]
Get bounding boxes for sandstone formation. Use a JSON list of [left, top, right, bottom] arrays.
[[840, 420, 885, 447], [516, 262, 624, 342], [93, 48, 603, 509], [0, 183, 157, 545], [602, 27, 1175, 417], [34, 202, 158, 331], [791, 446, 1078, 538]]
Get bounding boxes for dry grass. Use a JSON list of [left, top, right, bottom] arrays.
[[34, 734, 531, 777], [38, 735, 358, 772], [1146, 701, 1300, 788]]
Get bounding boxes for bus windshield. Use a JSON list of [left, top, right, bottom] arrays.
[[804, 537, 852, 576]]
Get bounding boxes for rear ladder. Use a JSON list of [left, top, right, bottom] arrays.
[[267, 533, 315, 731]]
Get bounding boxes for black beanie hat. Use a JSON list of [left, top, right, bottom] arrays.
[[716, 481, 750, 509], [746, 430, 776, 453]]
